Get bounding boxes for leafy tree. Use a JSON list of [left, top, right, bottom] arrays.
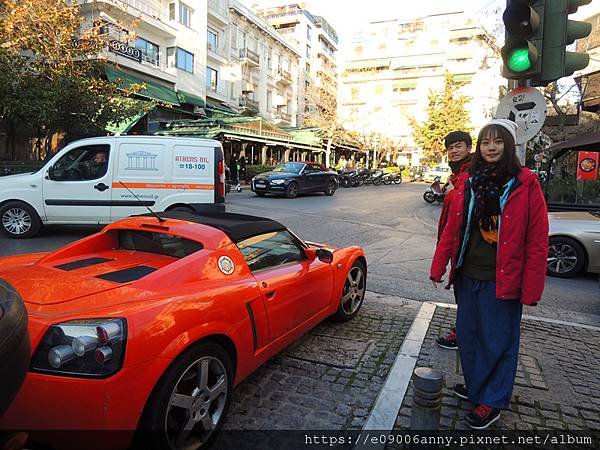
[[410, 72, 473, 160], [303, 85, 345, 167], [0, 0, 146, 159]]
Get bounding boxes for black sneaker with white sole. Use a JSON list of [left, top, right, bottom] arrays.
[[436, 327, 458, 349], [466, 404, 500, 429], [452, 383, 469, 400]]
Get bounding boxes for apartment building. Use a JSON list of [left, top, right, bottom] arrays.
[[78, 0, 208, 132], [575, 3, 600, 112], [339, 11, 502, 161], [212, 0, 301, 127], [255, 3, 339, 127]]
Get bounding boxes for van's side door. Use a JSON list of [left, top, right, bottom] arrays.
[[110, 140, 168, 221], [42, 143, 112, 223]]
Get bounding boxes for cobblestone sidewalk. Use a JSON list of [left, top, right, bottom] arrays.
[[393, 306, 600, 432], [214, 293, 419, 446]]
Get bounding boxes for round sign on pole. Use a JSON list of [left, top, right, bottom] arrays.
[[495, 86, 547, 145]]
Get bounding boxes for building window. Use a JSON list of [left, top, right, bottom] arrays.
[[306, 44, 311, 58], [230, 25, 238, 49], [179, 2, 193, 28], [267, 90, 272, 110], [267, 47, 272, 69], [351, 87, 359, 100], [206, 66, 218, 91], [169, 2, 175, 20], [177, 48, 194, 73], [135, 37, 159, 65], [305, 62, 311, 74], [207, 29, 218, 52], [355, 46, 363, 57], [307, 25, 312, 40], [305, 80, 310, 90]]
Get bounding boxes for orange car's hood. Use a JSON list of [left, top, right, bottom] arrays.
[[0, 264, 124, 305]]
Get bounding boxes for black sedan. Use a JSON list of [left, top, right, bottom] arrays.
[[251, 161, 338, 198]]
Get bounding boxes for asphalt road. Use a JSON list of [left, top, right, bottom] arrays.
[[1, 181, 598, 326]]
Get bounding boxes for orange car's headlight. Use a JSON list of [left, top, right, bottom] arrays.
[[31, 319, 127, 378]]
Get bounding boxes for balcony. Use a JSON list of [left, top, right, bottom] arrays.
[[239, 48, 260, 67], [239, 96, 260, 113], [208, 0, 228, 26], [101, 40, 176, 83], [206, 82, 229, 102], [275, 68, 292, 85], [77, 0, 177, 37], [275, 111, 292, 123]]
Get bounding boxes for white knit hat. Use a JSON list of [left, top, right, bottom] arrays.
[[484, 119, 518, 143]]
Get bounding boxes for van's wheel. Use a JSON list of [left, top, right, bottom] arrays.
[[138, 342, 233, 450], [332, 260, 366, 322], [285, 182, 298, 199], [0, 201, 42, 239], [324, 180, 337, 196]]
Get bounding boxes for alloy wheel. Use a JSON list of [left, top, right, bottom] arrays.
[[341, 266, 365, 315], [165, 356, 228, 449], [2, 208, 32, 235], [547, 243, 579, 275]]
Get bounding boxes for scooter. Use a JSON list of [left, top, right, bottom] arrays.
[[423, 176, 445, 203], [382, 171, 402, 184]]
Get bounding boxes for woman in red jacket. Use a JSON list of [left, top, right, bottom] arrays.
[[430, 119, 548, 429]]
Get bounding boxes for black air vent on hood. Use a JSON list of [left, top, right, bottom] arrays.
[[55, 257, 114, 271], [95, 266, 157, 283]]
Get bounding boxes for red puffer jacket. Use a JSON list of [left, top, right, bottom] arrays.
[[437, 158, 472, 241], [430, 168, 549, 306]]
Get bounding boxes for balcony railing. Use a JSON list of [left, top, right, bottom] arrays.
[[275, 67, 292, 84], [239, 48, 260, 66], [276, 111, 292, 123], [206, 83, 228, 98], [239, 96, 260, 111], [78, 0, 170, 23]]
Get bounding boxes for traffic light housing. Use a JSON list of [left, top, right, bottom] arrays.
[[539, 0, 592, 84], [501, 1, 544, 80]]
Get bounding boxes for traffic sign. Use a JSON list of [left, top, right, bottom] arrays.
[[495, 86, 547, 144]]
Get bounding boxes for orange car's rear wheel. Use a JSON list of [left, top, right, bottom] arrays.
[[138, 342, 232, 450], [333, 260, 366, 322]]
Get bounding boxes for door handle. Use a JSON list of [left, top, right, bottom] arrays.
[[94, 183, 109, 191], [265, 290, 276, 298]]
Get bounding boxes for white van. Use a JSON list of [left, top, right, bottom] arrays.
[[0, 136, 226, 238]]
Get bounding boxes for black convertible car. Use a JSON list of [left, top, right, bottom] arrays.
[[251, 161, 338, 198]]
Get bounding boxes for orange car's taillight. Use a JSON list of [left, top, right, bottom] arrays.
[[31, 319, 126, 378]]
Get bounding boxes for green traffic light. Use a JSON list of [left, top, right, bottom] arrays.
[[507, 48, 532, 72]]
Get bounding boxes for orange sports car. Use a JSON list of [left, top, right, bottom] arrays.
[[0, 212, 366, 450]]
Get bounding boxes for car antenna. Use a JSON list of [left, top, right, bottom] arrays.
[[118, 181, 166, 223]]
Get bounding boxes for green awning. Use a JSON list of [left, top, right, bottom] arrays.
[[394, 79, 418, 89], [105, 65, 180, 105], [205, 100, 237, 116], [177, 91, 205, 107], [453, 74, 473, 82], [106, 110, 146, 134]]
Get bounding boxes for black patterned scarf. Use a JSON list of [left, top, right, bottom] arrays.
[[470, 163, 511, 234]]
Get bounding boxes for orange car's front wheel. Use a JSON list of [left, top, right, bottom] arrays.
[[137, 342, 233, 450], [333, 260, 366, 322]]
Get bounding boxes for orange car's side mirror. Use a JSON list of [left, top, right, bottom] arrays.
[[316, 248, 333, 264]]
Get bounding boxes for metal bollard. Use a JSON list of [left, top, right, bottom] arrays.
[[410, 367, 443, 430]]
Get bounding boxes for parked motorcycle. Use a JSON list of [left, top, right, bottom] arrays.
[[338, 169, 360, 187], [370, 169, 384, 186], [382, 171, 402, 184], [423, 176, 445, 203]]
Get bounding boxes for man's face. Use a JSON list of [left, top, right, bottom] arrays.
[[93, 153, 107, 164], [446, 141, 471, 163]]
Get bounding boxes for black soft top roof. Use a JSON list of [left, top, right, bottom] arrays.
[[138, 211, 287, 243]]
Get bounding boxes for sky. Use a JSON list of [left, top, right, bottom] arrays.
[[240, 0, 504, 58]]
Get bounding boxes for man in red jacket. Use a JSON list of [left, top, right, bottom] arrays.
[[435, 131, 472, 350]]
